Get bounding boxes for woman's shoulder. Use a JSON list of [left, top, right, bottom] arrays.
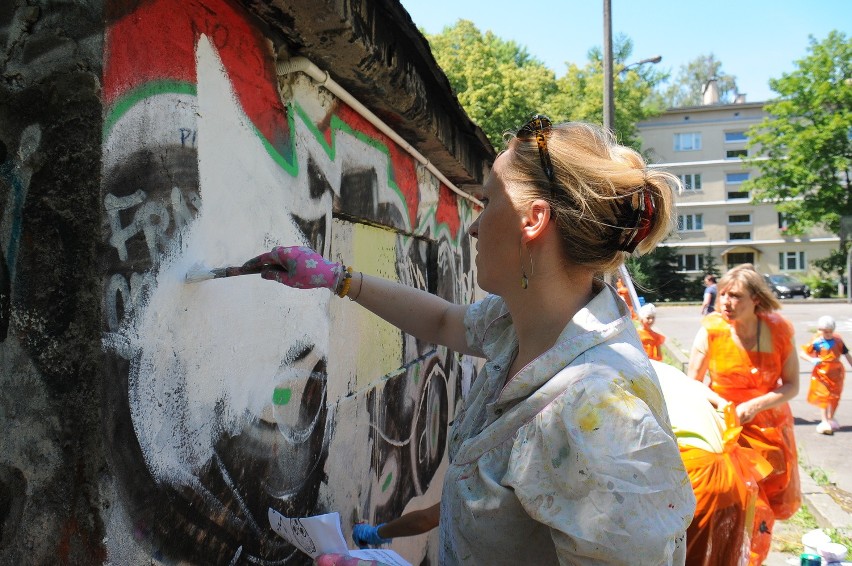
[[761, 311, 794, 334], [701, 311, 727, 332]]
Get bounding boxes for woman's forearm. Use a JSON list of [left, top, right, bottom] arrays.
[[349, 273, 474, 355], [377, 503, 440, 539], [749, 381, 798, 412]]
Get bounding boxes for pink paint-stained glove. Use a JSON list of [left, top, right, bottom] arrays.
[[315, 554, 392, 566], [243, 246, 345, 291]]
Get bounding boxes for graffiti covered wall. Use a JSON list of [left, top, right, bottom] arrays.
[[98, 1, 479, 564], [0, 2, 107, 563]]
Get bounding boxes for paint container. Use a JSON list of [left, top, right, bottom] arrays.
[[800, 553, 822, 566], [803, 529, 832, 555], [819, 541, 848, 563]]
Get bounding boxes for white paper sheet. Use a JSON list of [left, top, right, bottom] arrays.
[[268, 508, 412, 566]]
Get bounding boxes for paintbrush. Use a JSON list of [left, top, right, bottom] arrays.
[[184, 265, 267, 283]]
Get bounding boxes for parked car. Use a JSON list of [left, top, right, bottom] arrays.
[[763, 274, 811, 299]]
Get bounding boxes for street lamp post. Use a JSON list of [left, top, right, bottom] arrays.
[[602, 0, 661, 309], [603, 0, 615, 132], [602, 0, 661, 133]]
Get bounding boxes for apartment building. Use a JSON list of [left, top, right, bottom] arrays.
[[637, 90, 838, 280]]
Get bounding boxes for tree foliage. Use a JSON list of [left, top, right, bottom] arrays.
[[626, 246, 699, 303], [424, 20, 558, 148], [654, 54, 739, 108], [424, 22, 667, 149], [545, 35, 668, 148], [743, 31, 852, 244]]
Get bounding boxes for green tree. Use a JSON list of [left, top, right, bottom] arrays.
[[545, 35, 668, 148], [424, 20, 558, 148], [425, 24, 667, 148], [626, 246, 695, 302], [702, 246, 721, 278], [654, 54, 739, 108], [743, 31, 852, 260]]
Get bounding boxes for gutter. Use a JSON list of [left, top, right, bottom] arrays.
[[276, 56, 482, 207]]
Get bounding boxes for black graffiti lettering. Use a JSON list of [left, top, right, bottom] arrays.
[[105, 271, 153, 332], [178, 128, 197, 148]]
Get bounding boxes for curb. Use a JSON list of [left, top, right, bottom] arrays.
[[799, 464, 852, 532]]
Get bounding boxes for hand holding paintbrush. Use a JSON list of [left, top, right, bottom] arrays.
[[185, 246, 348, 293]]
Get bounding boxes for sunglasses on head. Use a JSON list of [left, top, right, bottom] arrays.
[[516, 114, 556, 197]]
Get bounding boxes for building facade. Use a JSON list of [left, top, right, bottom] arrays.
[[638, 99, 838, 281]]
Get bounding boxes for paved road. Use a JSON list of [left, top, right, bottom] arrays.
[[654, 299, 852, 496]]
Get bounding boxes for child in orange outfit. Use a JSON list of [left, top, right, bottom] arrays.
[[799, 315, 852, 435], [637, 303, 666, 361]]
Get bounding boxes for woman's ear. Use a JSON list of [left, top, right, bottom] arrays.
[[521, 199, 551, 243]]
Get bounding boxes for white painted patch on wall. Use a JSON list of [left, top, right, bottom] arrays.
[[111, 35, 332, 485]]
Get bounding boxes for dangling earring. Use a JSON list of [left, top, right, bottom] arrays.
[[520, 242, 534, 289]]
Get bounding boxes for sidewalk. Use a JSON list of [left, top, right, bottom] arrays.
[[764, 465, 852, 565]]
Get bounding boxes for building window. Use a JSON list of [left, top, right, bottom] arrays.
[[727, 252, 754, 269], [727, 191, 750, 200], [677, 213, 703, 231], [778, 212, 790, 230], [679, 254, 704, 272], [678, 173, 702, 191], [725, 131, 748, 143], [779, 251, 806, 271], [726, 172, 750, 184], [674, 132, 702, 151], [726, 149, 748, 159], [729, 232, 751, 240], [728, 213, 752, 224]]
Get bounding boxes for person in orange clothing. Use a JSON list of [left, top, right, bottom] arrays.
[[799, 315, 852, 435], [616, 277, 636, 319], [687, 264, 800, 566], [653, 360, 772, 566], [637, 303, 665, 361]]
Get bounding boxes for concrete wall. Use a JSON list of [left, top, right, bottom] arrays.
[[1, 1, 490, 564]]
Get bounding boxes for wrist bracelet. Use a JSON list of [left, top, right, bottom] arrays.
[[337, 266, 354, 298], [349, 271, 364, 302]]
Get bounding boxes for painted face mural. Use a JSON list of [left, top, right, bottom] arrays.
[[102, 1, 476, 563]]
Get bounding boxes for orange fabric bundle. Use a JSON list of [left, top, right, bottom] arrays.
[[680, 405, 773, 566]]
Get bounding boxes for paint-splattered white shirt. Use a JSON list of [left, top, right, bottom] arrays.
[[439, 285, 695, 565]]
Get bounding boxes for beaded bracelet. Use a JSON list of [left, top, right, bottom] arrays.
[[337, 266, 354, 298]]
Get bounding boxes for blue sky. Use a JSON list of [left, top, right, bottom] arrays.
[[400, 0, 850, 103]]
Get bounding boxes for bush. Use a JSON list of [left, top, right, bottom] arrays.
[[802, 274, 836, 298]]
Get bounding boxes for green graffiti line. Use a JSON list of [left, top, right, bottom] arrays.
[[290, 104, 411, 231], [103, 80, 197, 140], [381, 471, 393, 493], [272, 387, 292, 406], [103, 80, 468, 236]]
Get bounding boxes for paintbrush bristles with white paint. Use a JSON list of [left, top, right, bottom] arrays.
[[184, 266, 261, 283]]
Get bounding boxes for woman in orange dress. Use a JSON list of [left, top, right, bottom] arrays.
[[687, 264, 800, 566], [637, 303, 665, 361], [799, 315, 852, 435]]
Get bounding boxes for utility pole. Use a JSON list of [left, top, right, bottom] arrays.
[[603, 0, 614, 132]]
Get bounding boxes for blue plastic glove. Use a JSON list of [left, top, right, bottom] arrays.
[[352, 523, 391, 548]]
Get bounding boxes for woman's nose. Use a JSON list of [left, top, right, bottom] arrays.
[[468, 219, 479, 238]]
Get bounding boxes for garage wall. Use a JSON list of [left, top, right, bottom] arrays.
[[1, 0, 482, 564]]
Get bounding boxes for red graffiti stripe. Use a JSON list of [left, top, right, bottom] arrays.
[[103, 0, 289, 149], [334, 105, 460, 238]]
